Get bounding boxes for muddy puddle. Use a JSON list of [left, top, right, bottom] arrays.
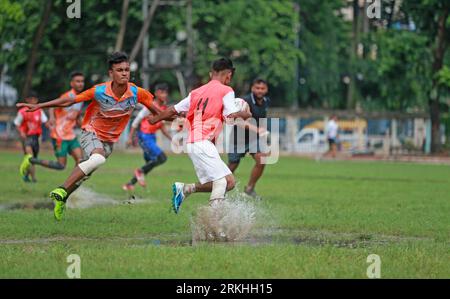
[[0, 186, 147, 211]]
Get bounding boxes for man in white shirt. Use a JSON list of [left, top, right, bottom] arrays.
[[325, 115, 339, 158]]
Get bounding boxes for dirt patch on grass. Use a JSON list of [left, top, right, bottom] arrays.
[[0, 186, 148, 212], [0, 201, 54, 211], [0, 228, 434, 249]]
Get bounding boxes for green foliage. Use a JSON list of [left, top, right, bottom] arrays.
[[437, 66, 450, 88], [360, 30, 432, 111], [1, 0, 304, 105], [296, 0, 352, 109], [0, 0, 448, 110], [192, 0, 303, 104], [0, 0, 24, 31], [1, 0, 137, 100]]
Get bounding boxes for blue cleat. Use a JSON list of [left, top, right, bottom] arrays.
[[171, 182, 185, 214]]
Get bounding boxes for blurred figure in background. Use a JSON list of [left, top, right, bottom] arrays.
[[228, 78, 270, 200], [123, 83, 172, 191], [15, 92, 48, 182], [325, 115, 339, 158]]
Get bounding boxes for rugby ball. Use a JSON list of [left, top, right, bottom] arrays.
[[235, 98, 250, 113]]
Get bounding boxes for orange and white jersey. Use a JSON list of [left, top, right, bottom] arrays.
[[51, 89, 83, 140], [174, 80, 240, 143], [74, 81, 154, 142]]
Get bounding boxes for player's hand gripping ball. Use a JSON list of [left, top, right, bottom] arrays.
[[235, 98, 250, 113]]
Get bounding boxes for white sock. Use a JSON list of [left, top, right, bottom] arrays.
[[183, 183, 196, 195], [210, 177, 227, 202]]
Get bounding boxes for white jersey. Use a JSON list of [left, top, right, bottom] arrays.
[[326, 120, 338, 139]]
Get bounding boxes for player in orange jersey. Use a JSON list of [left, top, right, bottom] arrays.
[[29, 72, 85, 171], [17, 52, 162, 221]]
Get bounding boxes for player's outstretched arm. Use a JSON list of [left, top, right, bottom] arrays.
[[16, 97, 75, 112], [148, 106, 178, 124]]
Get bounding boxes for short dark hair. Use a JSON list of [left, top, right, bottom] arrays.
[[26, 90, 38, 99], [252, 78, 268, 86], [108, 52, 129, 69], [211, 57, 235, 73], [154, 83, 169, 92], [25, 91, 38, 101], [70, 71, 84, 79]]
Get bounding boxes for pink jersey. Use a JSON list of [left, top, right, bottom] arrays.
[[175, 80, 239, 143], [16, 107, 46, 136]]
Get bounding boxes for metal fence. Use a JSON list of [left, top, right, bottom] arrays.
[[1, 107, 448, 156], [265, 109, 444, 156]]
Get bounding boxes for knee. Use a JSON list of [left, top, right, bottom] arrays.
[[254, 153, 265, 166], [226, 175, 236, 191], [78, 153, 106, 175], [228, 162, 239, 173], [158, 152, 167, 164]]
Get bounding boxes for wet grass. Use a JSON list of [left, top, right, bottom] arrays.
[[0, 150, 449, 278]]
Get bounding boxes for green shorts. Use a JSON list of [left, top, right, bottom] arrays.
[[52, 138, 81, 158]]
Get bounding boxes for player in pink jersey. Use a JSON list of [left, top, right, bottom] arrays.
[[148, 58, 252, 214], [14, 92, 48, 182]]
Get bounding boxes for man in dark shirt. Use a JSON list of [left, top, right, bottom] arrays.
[[228, 78, 270, 200]]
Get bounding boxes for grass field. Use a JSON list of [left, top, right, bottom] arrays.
[[0, 149, 449, 278]]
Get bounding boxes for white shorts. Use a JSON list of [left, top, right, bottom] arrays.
[[187, 140, 232, 184]]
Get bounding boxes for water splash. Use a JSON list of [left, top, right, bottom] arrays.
[[191, 186, 258, 243], [66, 186, 119, 209]]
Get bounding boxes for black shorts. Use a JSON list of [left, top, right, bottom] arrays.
[[22, 135, 40, 158], [328, 138, 336, 147], [227, 142, 263, 164]]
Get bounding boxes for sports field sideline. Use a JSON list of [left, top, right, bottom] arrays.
[[0, 150, 449, 278]]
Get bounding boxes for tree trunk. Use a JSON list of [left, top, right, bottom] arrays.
[[429, 6, 448, 153], [129, 0, 160, 62], [114, 0, 130, 52], [347, 0, 360, 109], [21, 0, 53, 99], [185, 0, 195, 91]]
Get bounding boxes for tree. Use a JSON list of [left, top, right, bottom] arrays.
[[403, 0, 450, 153], [114, 0, 131, 52], [1, 0, 133, 100], [359, 30, 431, 111], [129, 0, 160, 62], [192, 0, 304, 104], [296, 0, 352, 109], [21, 0, 53, 99]]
